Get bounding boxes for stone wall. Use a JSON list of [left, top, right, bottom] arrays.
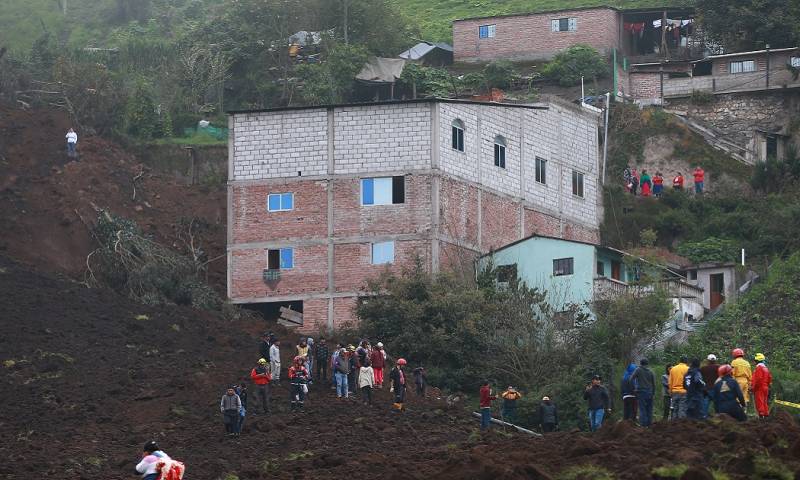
[[453, 7, 620, 62], [132, 144, 227, 185]]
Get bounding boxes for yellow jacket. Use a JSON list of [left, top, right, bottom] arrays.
[[668, 362, 689, 394], [731, 357, 752, 399], [297, 345, 309, 358]]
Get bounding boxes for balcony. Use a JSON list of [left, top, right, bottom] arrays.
[[593, 277, 703, 302]]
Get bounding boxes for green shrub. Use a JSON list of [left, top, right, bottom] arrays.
[[483, 60, 516, 89], [541, 44, 608, 87]]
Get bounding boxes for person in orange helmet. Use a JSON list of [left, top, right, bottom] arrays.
[[751, 353, 773, 418]]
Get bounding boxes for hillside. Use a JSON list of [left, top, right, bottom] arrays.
[[393, 0, 695, 42]]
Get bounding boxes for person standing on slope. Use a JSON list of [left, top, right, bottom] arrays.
[[584, 375, 610, 432], [135, 441, 185, 480], [538, 396, 559, 433], [685, 358, 706, 420], [315, 337, 330, 384], [334, 347, 350, 399], [730, 348, 752, 410], [269, 340, 281, 383], [250, 358, 271, 414], [220, 386, 242, 436], [751, 353, 773, 418], [288, 356, 309, 412], [65, 127, 78, 157], [370, 342, 387, 388], [700, 354, 720, 418], [390, 358, 408, 411], [621, 363, 638, 421], [500, 386, 522, 424], [479, 380, 497, 430], [358, 359, 375, 405], [669, 356, 690, 419], [631, 358, 656, 427]]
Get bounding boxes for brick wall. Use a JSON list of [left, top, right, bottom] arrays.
[[302, 298, 329, 334], [232, 109, 328, 180], [230, 244, 328, 299], [453, 7, 620, 62], [231, 180, 328, 244], [333, 240, 430, 292], [480, 191, 522, 251], [333, 297, 359, 331], [333, 174, 432, 237], [629, 72, 661, 100], [439, 176, 479, 248]]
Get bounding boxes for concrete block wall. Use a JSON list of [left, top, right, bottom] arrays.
[[232, 109, 328, 180], [453, 7, 620, 62]]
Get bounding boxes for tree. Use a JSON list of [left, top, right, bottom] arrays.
[[483, 60, 516, 90], [295, 43, 368, 105], [541, 44, 608, 87], [697, 0, 798, 52]]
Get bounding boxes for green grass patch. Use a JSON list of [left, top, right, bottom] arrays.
[[85, 457, 104, 467], [711, 470, 731, 480], [558, 464, 615, 480], [260, 459, 280, 474], [753, 456, 793, 480], [652, 464, 689, 478]]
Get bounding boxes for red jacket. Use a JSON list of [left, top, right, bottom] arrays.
[[479, 385, 496, 408], [673, 175, 684, 188], [250, 366, 271, 385], [369, 349, 385, 369], [752, 363, 772, 392], [653, 175, 663, 186], [693, 168, 705, 183]]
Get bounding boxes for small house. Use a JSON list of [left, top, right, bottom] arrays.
[[398, 42, 454, 66]]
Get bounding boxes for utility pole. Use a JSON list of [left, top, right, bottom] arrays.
[[62, 0, 67, 15], [343, 0, 349, 44]]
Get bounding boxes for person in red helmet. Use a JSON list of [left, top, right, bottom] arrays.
[[730, 348, 752, 410], [751, 353, 772, 418], [711, 364, 746, 421], [287, 355, 309, 412], [389, 358, 407, 410]]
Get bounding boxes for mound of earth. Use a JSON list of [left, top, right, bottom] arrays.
[[0, 105, 226, 291]]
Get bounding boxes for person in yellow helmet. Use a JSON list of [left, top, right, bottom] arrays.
[[730, 348, 751, 409]]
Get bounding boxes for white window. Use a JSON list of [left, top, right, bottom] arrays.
[[267, 193, 294, 212], [535, 157, 547, 184], [729, 60, 756, 74], [267, 248, 293, 269], [479, 24, 496, 38], [791, 57, 800, 68], [361, 176, 405, 206], [553, 257, 574, 276], [494, 135, 506, 169], [572, 170, 584, 198], [371, 241, 395, 264], [451, 119, 465, 152], [551, 17, 577, 32]]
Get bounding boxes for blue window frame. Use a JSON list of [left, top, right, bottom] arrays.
[[267, 193, 294, 212], [280, 248, 293, 269], [479, 24, 496, 38], [371, 241, 395, 265], [268, 247, 294, 269], [361, 177, 405, 205]]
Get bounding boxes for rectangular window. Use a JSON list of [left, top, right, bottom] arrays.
[[791, 57, 800, 68], [371, 241, 395, 265], [551, 17, 577, 32], [535, 157, 547, 184], [572, 170, 584, 198], [494, 143, 506, 168], [729, 60, 756, 74], [553, 257, 574, 276], [688, 270, 698, 280], [496, 264, 517, 283], [597, 261, 605, 277], [452, 125, 464, 151], [267, 192, 294, 212], [361, 176, 405, 206], [267, 248, 294, 270], [479, 24, 496, 38]]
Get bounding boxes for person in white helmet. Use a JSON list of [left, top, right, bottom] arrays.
[[370, 342, 387, 388], [700, 354, 719, 418]]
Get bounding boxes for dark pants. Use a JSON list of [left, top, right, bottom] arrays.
[[502, 408, 517, 424], [623, 396, 638, 421], [223, 410, 238, 433], [637, 390, 654, 427], [237, 413, 245, 433], [542, 422, 556, 433], [290, 383, 305, 410], [394, 385, 406, 404], [480, 407, 492, 430], [317, 361, 328, 382], [361, 386, 372, 404], [686, 392, 704, 419], [256, 384, 270, 413], [416, 382, 426, 396], [348, 372, 356, 393], [663, 395, 671, 420], [143, 475, 158, 480], [718, 404, 747, 421]]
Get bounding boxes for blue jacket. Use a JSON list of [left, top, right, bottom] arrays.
[[712, 376, 745, 412]]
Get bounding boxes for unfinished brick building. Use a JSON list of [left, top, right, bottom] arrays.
[[227, 99, 602, 332]]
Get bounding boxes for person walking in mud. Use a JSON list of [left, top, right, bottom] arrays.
[[479, 380, 497, 430], [65, 127, 78, 157], [584, 375, 610, 432], [631, 358, 655, 427], [334, 347, 350, 399], [220, 385, 242, 436], [288, 355, 309, 412], [358, 359, 375, 405], [538, 396, 558, 433], [390, 358, 408, 411], [685, 358, 706, 420], [250, 358, 271, 414], [269, 339, 281, 383], [370, 342, 387, 388]]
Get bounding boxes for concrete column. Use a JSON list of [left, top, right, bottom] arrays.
[[326, 108, 335, 331], [430, 103, 441, 273], [519, 110, 526, 239], [226, 115, 235, 300]]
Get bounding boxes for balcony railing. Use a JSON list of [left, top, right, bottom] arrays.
[[593, 277, 704, 301]]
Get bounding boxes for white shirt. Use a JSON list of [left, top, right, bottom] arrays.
[[269, 344, 280, 364], [136, 451, 171, 476], [66, 131, 78, 144]]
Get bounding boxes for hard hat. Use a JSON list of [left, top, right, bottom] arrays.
[[293, 355, 304, 363], [347, 345, 355, 352], [377, 342, 383, 348], [731, 348, 744, 358], [707, 354, 717, 362], [396, 358, 407, 366], [718, 364, 733, 376], [542, 396, 550, 401], [258, 358, 267, 365], [754, 353, 766, 361]]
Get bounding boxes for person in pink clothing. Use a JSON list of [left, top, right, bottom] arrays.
[[370, 342, 387, 388]]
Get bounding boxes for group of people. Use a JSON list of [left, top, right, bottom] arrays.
[[479, 382, 559, 433], [623, 166, 705, 196], [218, 334, 429, 437]]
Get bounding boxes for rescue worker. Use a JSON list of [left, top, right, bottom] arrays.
[[751, 353, 773, 418], [584, 375, 610, 432], [315, 337, 330, 383], [712, 364, 747, 421], [538, 396, 559, 432], [479, 380, 497, 430], [685, 358, 706, 420], [500, 386, 522, 424], [370, 342, 386, 388], [287, 355, 309, 412], [730, 348, 752, 408], [389, 358, 408, 411], [669, 356, 690, 419], [249, 358, 271, 414], [699, 354, 720, 418]]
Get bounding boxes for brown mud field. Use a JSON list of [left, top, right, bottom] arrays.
[[3, 257, 800, 480]]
